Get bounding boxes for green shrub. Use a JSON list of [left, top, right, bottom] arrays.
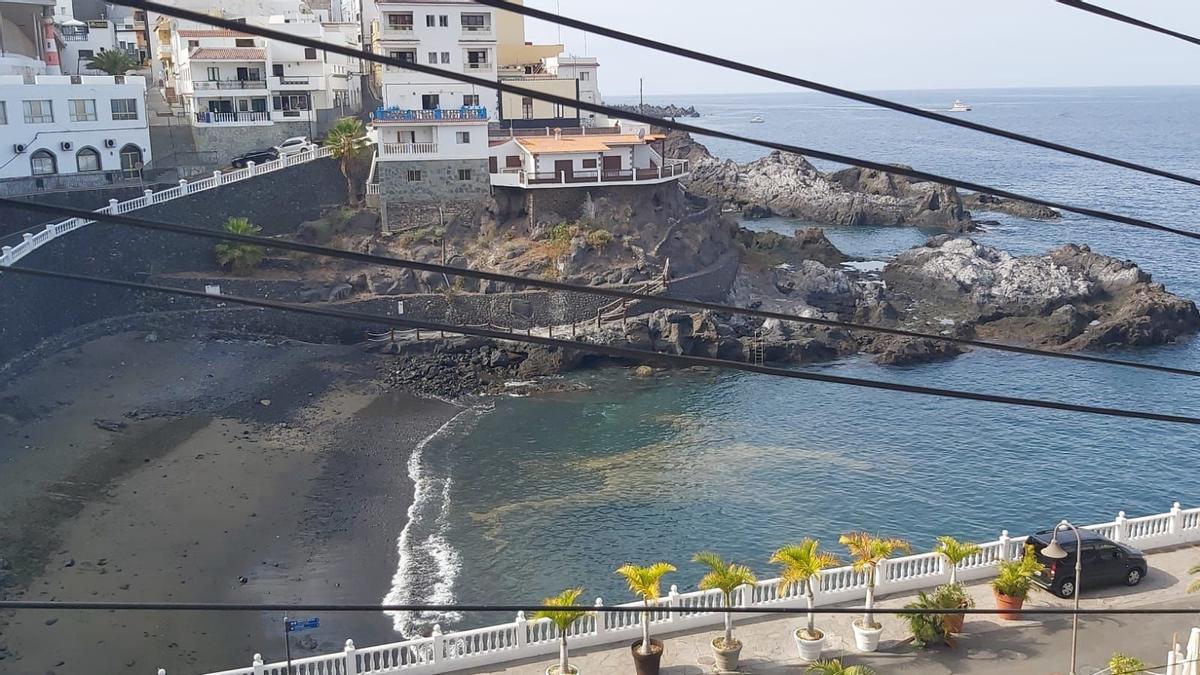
[[586, 229, 613, 248], [991, 545, 1044, 600], [1109, 653, 1146, 675]]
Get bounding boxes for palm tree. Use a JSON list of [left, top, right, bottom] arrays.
[[532, 588, 588, 675], [323, 117, 369, 207], [934, 536, 980, 586], [615, 562, 676, 656], [770, 539, 840, 640], [86, 50, 137, 76], [1189, 561, 1200, 593], [214, 217, 265, 275], [693, 551, 757, 650], [805, 658, 877, 675], [838, 532, 912, 629]]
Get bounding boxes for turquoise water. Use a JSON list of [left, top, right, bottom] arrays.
[[397, 87, 1200, 629]]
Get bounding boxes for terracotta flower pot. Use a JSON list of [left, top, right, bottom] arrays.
[[630, 638, 663, 675], [943, 611, 966, 634], [993, 589, 1024, 620]]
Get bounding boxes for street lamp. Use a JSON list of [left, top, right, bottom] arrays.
[[1042, 519, 1082, 675]]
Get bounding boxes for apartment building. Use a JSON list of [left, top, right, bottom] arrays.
[[0, 74, 151, 193], [159, 12, 361, 164], [365, 0, 496, 228]]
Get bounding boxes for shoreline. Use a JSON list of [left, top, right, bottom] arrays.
[[0, 332, 462, 674]]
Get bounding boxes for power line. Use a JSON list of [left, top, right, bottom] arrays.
[[4, 264, 1200, 426], [6, 196, 1200, 381], [1, 599, 1198, 616], [475, 0, 1200, 189], [1056, 0, 1200, 47], [109, 0, 1200, 244]]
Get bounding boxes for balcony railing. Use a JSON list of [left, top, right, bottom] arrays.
[[464, 61, 493, 72], [193, 111, 271, 125], [380, 142, 438, 156], [193, 79, 267, 90], [460, 25, 493, 38], [372, 106, 488, 122], [380, 24, 417, 40], [490, 160, 690, 188]]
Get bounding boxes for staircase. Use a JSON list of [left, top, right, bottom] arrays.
[[597, 278, 667, 327]]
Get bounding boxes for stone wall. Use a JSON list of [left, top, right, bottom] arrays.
[[0, 173, 159, 199], [495, 180, 685, 225], [0, 158, 348, 367], [190, 121, 314, 168], [378, 158, 490, 230]]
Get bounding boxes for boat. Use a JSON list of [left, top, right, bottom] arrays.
[[750, 115, 765, 123], [949, 99, 971, 113]]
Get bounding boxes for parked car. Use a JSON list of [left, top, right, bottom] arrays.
[[273, 136, 314, 156], [230, 148, 279, 168], [1026, 529, 1147, 599]]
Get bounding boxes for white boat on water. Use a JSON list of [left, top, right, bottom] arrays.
[[750, 115, 765, 123], [949, 99, 971, 112]]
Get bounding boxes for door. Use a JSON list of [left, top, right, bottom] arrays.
[[488, 156, 498, 173], [1092, 544, 1124, 583], [272, 64, 284, 77], [602, 155, 621, 178], [553, 159, 573, 181]]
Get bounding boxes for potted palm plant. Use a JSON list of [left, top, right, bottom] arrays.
[[769, 539, 840, 662], [693, 551, 757, 672], [838, 532, 912, 652], [532, 588, 589, 675], [990, 545, 1044, 620], [933, 536, 980, 633], [615, 562, 676, 675], [805, 658, 876, 675]]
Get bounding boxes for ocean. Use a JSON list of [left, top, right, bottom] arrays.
[[388, 87, 1200, 631]]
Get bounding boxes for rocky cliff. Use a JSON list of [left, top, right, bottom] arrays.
[[667, 131, 974, 230], [610, 103, 700, 118]]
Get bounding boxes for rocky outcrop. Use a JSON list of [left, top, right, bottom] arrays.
[[962, 193, 1061, 221], [672, 131, 974, 231], [736, 227, 850, 269], [610, 103, 700, 118], [882, 237, 1200, 349]]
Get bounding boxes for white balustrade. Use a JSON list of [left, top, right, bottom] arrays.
[[0, 146, 333, 268]]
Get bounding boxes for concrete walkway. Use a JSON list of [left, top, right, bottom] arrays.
[[479, 545, 1200, 674]]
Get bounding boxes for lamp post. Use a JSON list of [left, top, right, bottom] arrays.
[[1041, 519, 1082, 675]]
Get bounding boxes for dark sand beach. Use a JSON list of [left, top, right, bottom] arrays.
[[0, 332, 460, 674]]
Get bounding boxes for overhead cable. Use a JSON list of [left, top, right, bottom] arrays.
[[6, 197, 1200, 380], [4, 265, 1200, 426], [472, 0, 1200, 188], [1056, 0, 1200, 47], [108, 0, 1200, 244]]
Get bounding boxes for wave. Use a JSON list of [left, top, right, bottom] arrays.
[[382, 404, 486, 635]]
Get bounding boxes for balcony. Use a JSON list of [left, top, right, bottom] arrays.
[[193, 111, 272, 126], [380, 25, 418, 41], [372, 106, 488, 123], [460, 25, 494, 40], [379, 142, 439, 158], [270, 75, 321, 90], [489, 160, 690, 189], [464, 61, 493, 73], [193, 79, 267, 93]]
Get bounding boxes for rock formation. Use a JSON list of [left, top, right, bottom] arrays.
[[962, 193, 1061, 221], [610, 103, 700, 118]]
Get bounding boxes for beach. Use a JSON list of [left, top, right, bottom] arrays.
[[0, 332, 461, 674]]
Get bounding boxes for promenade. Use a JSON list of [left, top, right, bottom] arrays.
[[480, 545, 1200, 674]]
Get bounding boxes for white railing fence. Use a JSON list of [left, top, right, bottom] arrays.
[[0, 147, 334, 269], [185, 502, 1200, 675]]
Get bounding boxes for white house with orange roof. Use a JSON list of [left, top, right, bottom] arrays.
[[487, 123, 688, 188]]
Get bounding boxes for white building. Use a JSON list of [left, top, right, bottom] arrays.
[[487, 126, 688, 189], [56, 18, 118, 76], [364, 0, 497, 228], [543, 55, 606, 128], [0, 74, 151, 191]]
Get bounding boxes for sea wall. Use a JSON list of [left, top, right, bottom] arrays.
[[0, 158, 347, 367]]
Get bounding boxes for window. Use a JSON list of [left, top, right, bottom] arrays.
[[119, 144, 142, 177], [78, 49, 94, 59], [582, 158, 597, 169], [23, 100, 53, 123], [439, 15, 449, 27], [425, 14, 435, 27], [440, 52, 450, 64], [421, 94, 439, 110], [272, 94, 310, 111], [457, 168, 472, 180], [236, 66, 261, 81], [235, 38, 254, 47], [505, 155, 521, 168], [68, 99, 97, 122], [455, 131, 470, 144], [406, 170, 422, 182], [304, 47, 317, 60], [427, 51, 437, 64], [206, 66, 220, 80], [272, 64, 284, 77], [463, 94, 479, 106], [461, 13, 488, 27], [187, 39, 199, 49], [580, 71, 590, 81], [387, 13, 412, 29], [0, 102, 7, 125], [521, 96, 533, 119], [111, 98, 138, 120], [389, 50, 415, 64], [466, 49, 488, 65], [30, 149, 56, 175], [76, 147, 101, 172]]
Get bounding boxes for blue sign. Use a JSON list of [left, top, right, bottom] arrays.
[[285, 617, 320, 633]]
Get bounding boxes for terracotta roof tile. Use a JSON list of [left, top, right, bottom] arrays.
[[177, 29, 251, 37], [514, 133, 664, 154], [188, 47, 265, 60]]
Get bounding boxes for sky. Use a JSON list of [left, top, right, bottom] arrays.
[[521, 0, 1200, 96]]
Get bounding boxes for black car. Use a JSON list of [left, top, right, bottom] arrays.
[[1026, 529, 1147, 599], [230, 148, 279, 168]]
